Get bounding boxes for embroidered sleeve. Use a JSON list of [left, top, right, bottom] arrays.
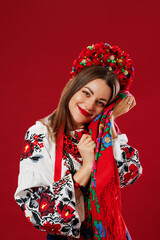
[[14, 122, 81, 238], [112, 134, 143, 188], [15, 174, 81, 237]]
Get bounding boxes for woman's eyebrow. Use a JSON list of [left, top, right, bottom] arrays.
[[84, 87, 108, 102]]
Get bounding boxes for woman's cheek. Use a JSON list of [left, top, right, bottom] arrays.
[[76, 92, 85, 102]]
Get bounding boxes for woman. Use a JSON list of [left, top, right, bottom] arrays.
[[14, 43, 143, 240]]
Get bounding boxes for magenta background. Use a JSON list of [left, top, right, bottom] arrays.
[[1, 0, 160, 239]]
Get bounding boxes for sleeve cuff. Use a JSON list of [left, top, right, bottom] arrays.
[[112, 134, 128, 161]]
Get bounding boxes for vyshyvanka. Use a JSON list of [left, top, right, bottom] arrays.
[[14, 90, 142, 239]]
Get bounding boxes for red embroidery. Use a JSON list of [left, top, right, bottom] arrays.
[[21, 140, 34, 159], [40, 222, 61, 234], [37, 192, 55, 217], [57, 202, 75, 223], [124, 164, 139, 182], [21, 131, 45, 161]]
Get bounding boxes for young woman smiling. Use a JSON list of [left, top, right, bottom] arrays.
[[14, 43, 142, 240]]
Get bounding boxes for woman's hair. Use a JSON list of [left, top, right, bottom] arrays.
[[40, 65, 120, 142]]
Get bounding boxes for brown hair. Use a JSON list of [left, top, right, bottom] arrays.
[[40, 66, 120, 142]]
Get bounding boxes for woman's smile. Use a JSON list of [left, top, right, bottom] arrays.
[[77, 105, 92, 117]]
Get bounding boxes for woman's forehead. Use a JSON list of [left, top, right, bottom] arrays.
[[82, 78, 111, 99]]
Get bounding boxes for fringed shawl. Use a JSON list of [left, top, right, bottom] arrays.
[[55, 90, 131, 239]]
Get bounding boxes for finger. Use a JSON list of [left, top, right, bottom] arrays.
[[126, 96, 134, 107], [129, 98, 136, 109], [121, 97, 130, 107], [83, 135, 92, 144], [83, 137, 94, 145], [120, 97, 128, 103], [87, 141, 95, 147], [79, 135, 92, 145], [87, 143, 96, 151], [80, 133, 91, 141], [83, 133, 91, 138], [125, 96, 132, 102], [124, 96, 130, 101]]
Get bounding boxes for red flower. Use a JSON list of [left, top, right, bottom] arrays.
[[126, 59, 133, 69], [90, 50, 97, 56], [111, 46, 120, 54], [34, 135, 39, 140], [121, 147, 136, 159], [109, 61, 116, 67], [37, 192, 55, 217], [92, 58, 101, 65], [86, 61, 93, 67], [103, 55, 110, 63], [33, 140, 38, 146], [65, 170, 70, 175], [80, 48, 91, 57], [95, 42, 106, 53], [21, 140, 34, 159], [57, 202, 75, 223], [124, 164, 139, 182], [75, 64, 84, 72], [40, 222, 61, 234], [122, 51, 129, 59], [38, 143, 44, 148], [115, 69, 122, 76], [70, 42, 135, 91]]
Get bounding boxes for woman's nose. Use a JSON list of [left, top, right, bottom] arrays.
[[85, 99, 95, 111]]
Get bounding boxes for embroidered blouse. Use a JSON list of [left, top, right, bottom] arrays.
[[14, 120, 143, 238]]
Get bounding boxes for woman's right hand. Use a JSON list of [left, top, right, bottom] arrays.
[[77, 134, 95, 168], [73, 134, 95, 192]]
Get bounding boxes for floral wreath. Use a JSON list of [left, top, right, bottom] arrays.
[[70, 42, 135, 91]]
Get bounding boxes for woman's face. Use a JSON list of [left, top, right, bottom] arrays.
[[68, 78, 112, 129]]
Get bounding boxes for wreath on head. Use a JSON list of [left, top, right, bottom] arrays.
[[70, 42, 135, 91]]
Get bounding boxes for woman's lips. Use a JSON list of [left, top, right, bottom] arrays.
[[78, 106, 91, 117]]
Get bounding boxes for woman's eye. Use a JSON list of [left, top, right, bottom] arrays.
[[97, 101, 105, 107], [82, 91, 90, 96]]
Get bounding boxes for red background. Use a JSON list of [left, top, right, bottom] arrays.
[[1, 0, 159, 239]]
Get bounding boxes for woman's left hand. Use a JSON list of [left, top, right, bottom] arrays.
[[112, 95, 136, 119]]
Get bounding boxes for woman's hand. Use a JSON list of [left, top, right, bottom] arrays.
[[77, 134, 95, 168], [112, 95, 136, 119], [73, 134, 95, 192]]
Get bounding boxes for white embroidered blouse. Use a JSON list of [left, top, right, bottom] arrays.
[[14, 120, 143, 238]]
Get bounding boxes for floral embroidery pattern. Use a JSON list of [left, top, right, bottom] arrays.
[[123, 164, 140, 183], [37, 192, 55, 217], [40, 222, 61, 235], [121, 145, 136, 159], [115, 144, 142, 188], [57, 202, 75, 223], [15, 123, 142, 239], [15, 174, 81, 237], [21, 130, 45, 161], [21, 140, 34, 160]]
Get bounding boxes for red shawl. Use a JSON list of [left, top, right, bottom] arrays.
[[55, 90, 131, 239]]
